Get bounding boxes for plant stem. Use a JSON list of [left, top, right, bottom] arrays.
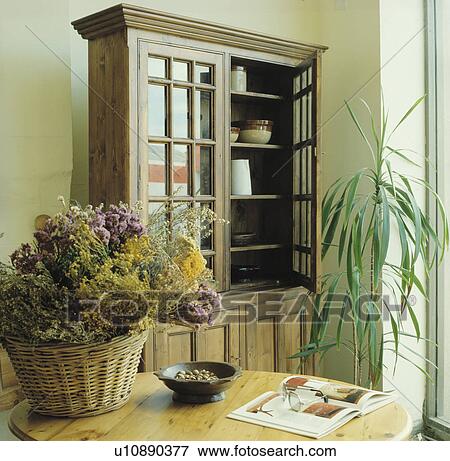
[[368, 187, 381, 389], [358, 353, 363, 387], [352, 321, 360, 385]]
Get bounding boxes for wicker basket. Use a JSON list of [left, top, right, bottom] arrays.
[[3, 330, 148, 417]]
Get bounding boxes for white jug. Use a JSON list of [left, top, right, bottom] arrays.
[[231, 159, 252, 195]]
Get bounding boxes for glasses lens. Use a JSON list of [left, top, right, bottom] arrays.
[[282, 383, 288, 401], [302, 396, 324, 411], [288, 392, 303, 412]]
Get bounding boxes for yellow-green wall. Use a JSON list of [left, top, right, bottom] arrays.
[[0, 0, 73, 263]]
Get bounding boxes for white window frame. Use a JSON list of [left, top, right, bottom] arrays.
[[425, 0, 450, 440]]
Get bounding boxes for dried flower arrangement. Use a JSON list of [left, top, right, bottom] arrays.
[[0, 199, 221, 346]]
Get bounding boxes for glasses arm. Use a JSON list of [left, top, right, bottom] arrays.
[[284, 384, 329, 403]]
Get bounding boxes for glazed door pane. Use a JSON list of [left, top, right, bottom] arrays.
[[172, 60, 190, 82], [148, 56, 168, 79], [195, 145, 212, 196], [195, 64, 213, 84], [148, 84, 167, 136], [172, 144, 190, 196], [140, 42, 225, 290], [292, 56, 319, 293], [172, 87, 190, 138], [195, 90, 212, 140], [148, 143, 167, 196]]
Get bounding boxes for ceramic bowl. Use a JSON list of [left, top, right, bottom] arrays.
[[231, 232, 256, 246], [154, 361, 242, 403], [237, 120, 273, 144], [230, 127, 240, 143]]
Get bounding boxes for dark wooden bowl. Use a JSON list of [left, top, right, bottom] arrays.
[[154, 361, 242, 403], [232, 264, 261, 282]]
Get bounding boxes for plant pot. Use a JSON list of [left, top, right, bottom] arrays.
[[3, 330, 148, 417]]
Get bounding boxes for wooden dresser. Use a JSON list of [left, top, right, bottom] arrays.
[[72, 3, 327, 375]]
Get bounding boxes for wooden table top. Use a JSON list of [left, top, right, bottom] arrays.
[[8, 371, 412, 441]]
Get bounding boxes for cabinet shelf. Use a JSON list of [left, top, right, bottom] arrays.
[[230, 243, 287, 253], [231, 142, 287, 150], [230, 194, 288, 200], [231, 90, 285, 101], [230, 277, 285, 291]]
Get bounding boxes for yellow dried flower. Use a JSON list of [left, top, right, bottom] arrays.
[[173, 236, 207, 284]]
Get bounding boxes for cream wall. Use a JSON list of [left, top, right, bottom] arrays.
[[313, 0, 382, 383], [315, 0, 428, 427], [0, 0, 73, 262], [379, 0, 427, 426]]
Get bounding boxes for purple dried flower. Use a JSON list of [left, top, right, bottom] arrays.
[[100, 204, 145, 246], [93, 226, 111, 245], [9, 202, 146, 284], [10, 243, 43, 274], [78, 204, 146, 247], [90, 210, 106, 228], [176, 284, 221, 327]]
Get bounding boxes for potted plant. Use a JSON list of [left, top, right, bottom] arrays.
[[0, 200, 219, 416], [293, 97, 449, 388]]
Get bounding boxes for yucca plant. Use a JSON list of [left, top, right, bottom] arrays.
[[294, 97, 448, 388]]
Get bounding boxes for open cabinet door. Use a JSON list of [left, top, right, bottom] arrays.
[[292, 55, 321, 292]]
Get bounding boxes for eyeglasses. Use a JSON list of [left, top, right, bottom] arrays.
[[247, 392, 279, 417], [282, 383, 329, 412]]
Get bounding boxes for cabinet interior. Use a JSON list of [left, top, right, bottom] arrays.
[[230, 57, 295, 290], [73, 5, 321, 295]]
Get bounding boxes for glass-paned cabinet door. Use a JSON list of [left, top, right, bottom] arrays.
[[292, 56, 320, 292], [139, 42, 225, 289]]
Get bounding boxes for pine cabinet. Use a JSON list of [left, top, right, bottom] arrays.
[[143, 304, 241, 372], [73, 4, 326, 374]]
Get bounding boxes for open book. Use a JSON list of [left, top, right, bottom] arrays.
[[227, 375, 396, 439]]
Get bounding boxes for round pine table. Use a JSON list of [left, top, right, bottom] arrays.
[[8, 371, 412, 441]]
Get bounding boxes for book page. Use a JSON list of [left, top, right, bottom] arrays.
[[227, 391, 361, 439], [279, 376, 394, 412]]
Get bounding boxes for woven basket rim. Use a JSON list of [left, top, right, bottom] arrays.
[[3, 329, 149, 350], [5, 329, 148, 417]]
